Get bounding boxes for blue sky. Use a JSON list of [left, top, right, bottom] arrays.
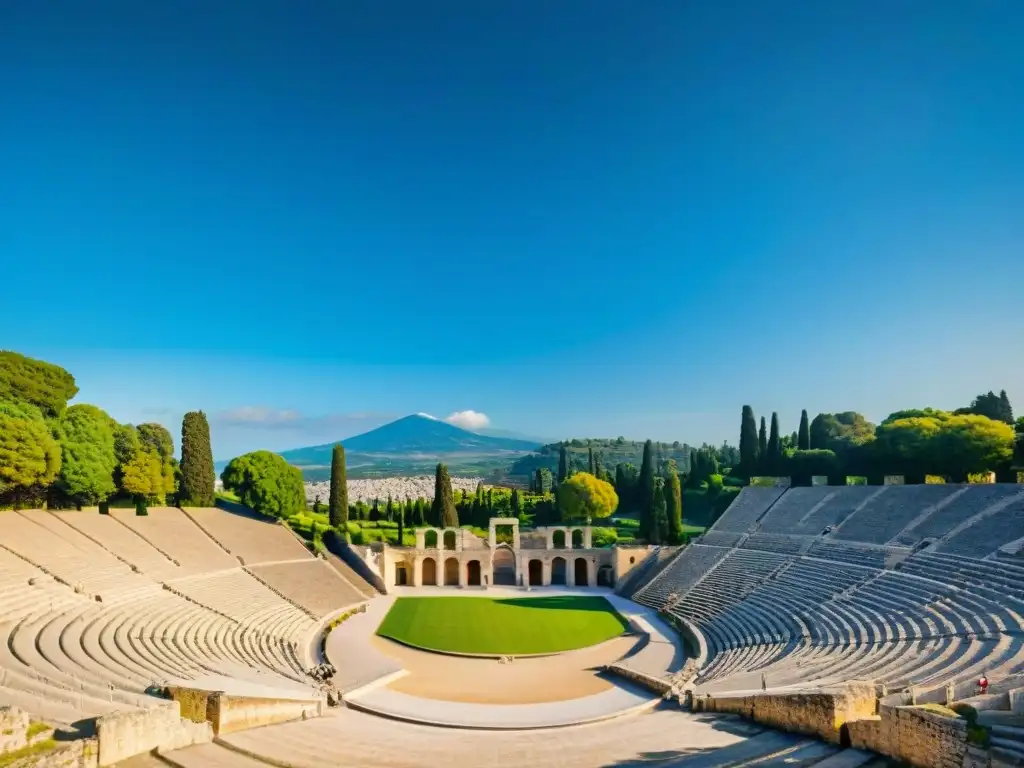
[[3, 1, 1022, 459]]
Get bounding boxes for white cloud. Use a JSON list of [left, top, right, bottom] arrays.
[[444, 410, 491, 430]]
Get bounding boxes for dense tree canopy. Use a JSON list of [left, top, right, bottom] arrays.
[[0, 350, 79, 419], [137, 423, 174, 460], [955, 390, 1014, 425], [0, 400, 61, 501], [221, 450, 305, 518], [556, 471, 618, 522], [56, 404, 118, 505]]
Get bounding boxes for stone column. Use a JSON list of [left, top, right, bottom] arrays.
[[566, 528, 573, 551], [567, 560, 576, 587], [588, 559, 597, 588], [512, 526, 520, 551], [413, 557, 422, 587], [542, 559, 552, 587], [584, 528, 593, 549], [459, 557, 468, 588], [415, 529, 425, 549], [488, 523, 496, 549]]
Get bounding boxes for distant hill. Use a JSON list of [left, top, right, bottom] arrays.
[[273, 414, 542, 480], [504, 438, 696, 481]]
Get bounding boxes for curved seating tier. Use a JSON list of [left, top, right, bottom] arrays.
[[0, 508, 373, 726], [180, 507, 313, 565], [637, 484, 1024, 698]]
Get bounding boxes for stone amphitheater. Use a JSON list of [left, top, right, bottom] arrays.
[[1, 483, 1023, 767]]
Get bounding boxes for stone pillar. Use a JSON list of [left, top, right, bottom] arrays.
[[413, 557, 422, 587], [459, 557, 468, 588], [566, 529, 573, 551], [488, 523, 496, 549], [415, 529, 425, 549], [584, 528, 593, 549], [542, 559, 552, 587], [455, 529, 464, 552], [588, 559, 597, 587], [567, 560, 576, 587], [512, 526, 520, 551]]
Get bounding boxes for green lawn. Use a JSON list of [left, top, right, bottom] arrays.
[[376, 596, 629, 654]]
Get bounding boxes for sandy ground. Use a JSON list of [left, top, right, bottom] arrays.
[[371, 634, 640, 704]]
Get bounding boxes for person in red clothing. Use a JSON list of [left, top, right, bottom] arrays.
[[978, 675, 989, 695]]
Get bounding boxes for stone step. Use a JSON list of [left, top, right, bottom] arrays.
[[810, 749, 877, 768], [992, 724, 1024, 741]]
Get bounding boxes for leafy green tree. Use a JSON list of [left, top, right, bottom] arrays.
[[0, 350, 78, 419], [766, 413, 782, 475], [137, 423, 174, 461], [871, 410, 1014, 482], [637, 440, 656, 539], [739, 405, 759, 478], [0, 400, 61, 503], [57, 404, 117, 505], [664, 466, 683, 544], [220, 450, 304, 518], [121, 448, 165, 501], [555, 472, 618, 522], [328, 445, 347, 527], [757, 416, 768, 472], [798, 410, 810, 450], [431, 463, 459, 527], [179, 411, 215, 506]]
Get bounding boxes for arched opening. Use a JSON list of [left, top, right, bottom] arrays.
[[466, 560, 481, 586], [443, 530, 457, 551], [597, 565, 614, 587], [552, 529, 566, 549], [551, 556, 567, 585], [395, 562, 409, 586], [421, 557, 437, 585], [528, 559, 543, 586], [492, 547, 516, 586], [424, 530, 438, 548], [571, 529, 584, 549], [574, 558, 588, 586], [444, 557, 459, 585]]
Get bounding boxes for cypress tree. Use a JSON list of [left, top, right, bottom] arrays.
[[386, 495, 394, 522], [665, 466, 683, 544], [739, 405, 759, 479], [998, 390, 1014, 424], [431, 463, 459, 527], [638, 440, 656, 540], [651, 478, 668, 545], [328, 444, 348, 528], [557, 445, 569, 484], [767, 412, 782, 475], [415, 497, 426, 525], [179, 411, 214, 506], [758, 416, 768, 473], [588, 447, 595, 475], [798, 409, 811, 450], [511, 488, 521, 518], [396, 500, 404, 545], [593, 451, 603, 481]]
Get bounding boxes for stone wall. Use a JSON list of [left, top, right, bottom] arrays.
[[3, 738, 98, 768], [847, 704, 967, 768], [604, 664, 674, 696], [212, 694, 322, 736], [96, 702, 211, 767], [613, 546, 653, 586], [165, 686, 322, 736], [692, 682, 877, 744]]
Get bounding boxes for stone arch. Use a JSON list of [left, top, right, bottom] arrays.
[[395, 562, 409, 586], [444, 557, 459, 585], [492, 546, 516, 586], [466, 560, 481, 586], [528, 559, 543, 586], [443, 530, 457, 551], [571, 529, 584, 549], [597, 564, 614, 587], [421, 557, 437, 586], [551, 529, 566, 549], [551, 556, 567, 585], [574, 557, 588, 586], [424, 529, 439, 549]]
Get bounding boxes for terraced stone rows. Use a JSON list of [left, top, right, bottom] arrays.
[[182, 507, 313, 565], [708, 486, 786, 533], [111, 508, 238, 574], [835, 485, 959, 545], [53, 510, 182, 579], [250, 560, 367, 617]]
